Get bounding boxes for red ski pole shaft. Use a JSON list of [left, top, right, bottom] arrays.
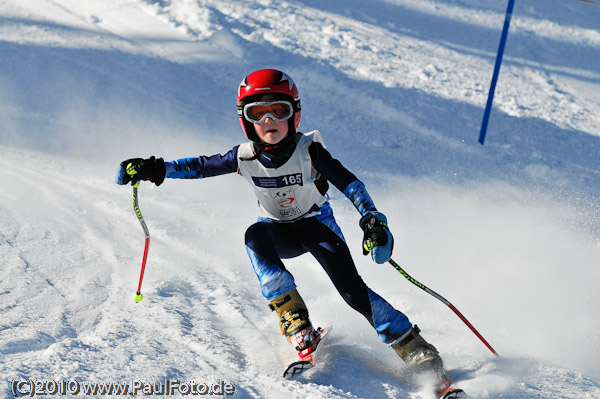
[[447, 303, 499, 357], [132, 183, 150, 302], [136, 236, 150, 295], [388, 258, 499, 357]]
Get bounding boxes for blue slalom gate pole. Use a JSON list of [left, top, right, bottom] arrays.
[[479, 0, 515, 145]]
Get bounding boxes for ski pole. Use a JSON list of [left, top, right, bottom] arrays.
[[126, 164, 151, 303], [388, 258, 499, 357], [131, 182, 150, 303], [478, 0, 515, 145]]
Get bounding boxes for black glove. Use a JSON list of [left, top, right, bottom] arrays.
[[359, 211, 394, 264], [115, 156, 166, 186]]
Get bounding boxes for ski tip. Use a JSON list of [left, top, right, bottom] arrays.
[[317, 325, 333, 336], [282, 325, 333, 380], [283, 360, 313, 380], [441, 388, 466, 399]]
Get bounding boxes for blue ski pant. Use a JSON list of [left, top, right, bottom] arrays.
[[244, 210, 412, 345]]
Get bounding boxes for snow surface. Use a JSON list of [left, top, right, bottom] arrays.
[[1, 0, 599, 398]]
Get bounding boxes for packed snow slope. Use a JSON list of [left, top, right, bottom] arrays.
[[1, 0, 599, 398]]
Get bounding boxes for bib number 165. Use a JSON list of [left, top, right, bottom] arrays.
[[281, 173, 302, 186]]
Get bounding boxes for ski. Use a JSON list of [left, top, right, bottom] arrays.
[[435, 366, 467, 398], [441, 388, 467, 398], [282, 326, 332, 379]]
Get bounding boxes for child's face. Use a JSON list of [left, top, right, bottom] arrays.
[[254, 118, 289, 145]]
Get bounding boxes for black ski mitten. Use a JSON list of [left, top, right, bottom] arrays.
[[115, 156, 166, 186]]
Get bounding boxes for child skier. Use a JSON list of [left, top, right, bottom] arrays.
[[115, 69, 463, 398]]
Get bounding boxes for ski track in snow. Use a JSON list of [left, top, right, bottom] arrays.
[[1, 0, 600, 398]]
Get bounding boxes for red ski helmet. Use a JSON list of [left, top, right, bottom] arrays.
[[237, 69, 301, 142]]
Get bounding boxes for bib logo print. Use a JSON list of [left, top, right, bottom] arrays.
[[272, 187, 303, 218]]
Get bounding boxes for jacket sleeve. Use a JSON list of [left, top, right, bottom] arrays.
[[309, 142, 378, 216], [165, 146, 239, 179]]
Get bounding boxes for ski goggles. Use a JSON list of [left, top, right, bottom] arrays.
[[243, 100, 294, 124]]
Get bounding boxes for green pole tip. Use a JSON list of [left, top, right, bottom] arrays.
[[133, 292, 144, 303]]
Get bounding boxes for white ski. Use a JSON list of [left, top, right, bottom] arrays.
[[282, 326, 332, 379]]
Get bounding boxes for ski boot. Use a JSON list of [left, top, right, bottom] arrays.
[[391, 325, 442, 370], [269, 289, 318, 358], [391, 325, 466, 398]]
